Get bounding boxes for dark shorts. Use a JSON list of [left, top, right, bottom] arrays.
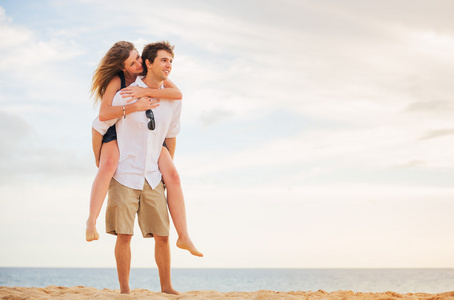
[[102, 125, 117, 143]]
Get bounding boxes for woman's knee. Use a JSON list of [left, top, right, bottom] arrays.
[[99, 155, 118, 174], [165, 170, 181, 186], [99, 143, 119, 173]]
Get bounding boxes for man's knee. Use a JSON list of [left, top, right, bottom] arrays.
[[154, 235, 169, 244], [117, 234, 132, 244]]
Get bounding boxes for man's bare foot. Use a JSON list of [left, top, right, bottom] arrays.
[[162, 287, 180, 295], [120, 288, 131, 294], [86, 222, 99, 242], [176, 237, 203, 257]]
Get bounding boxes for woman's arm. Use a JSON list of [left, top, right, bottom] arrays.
[[119, 79, 183, 101], [98, 76, 160, 121]]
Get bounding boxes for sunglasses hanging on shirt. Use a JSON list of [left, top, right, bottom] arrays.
[[146, 109, 155, 130]]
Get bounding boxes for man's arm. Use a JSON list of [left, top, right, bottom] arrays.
[[164, 137, 176, 159], [92, 128, 103, 167]]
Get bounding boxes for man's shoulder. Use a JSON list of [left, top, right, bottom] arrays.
[[112, 90, 125, 106], [160, 98, 182, 109]]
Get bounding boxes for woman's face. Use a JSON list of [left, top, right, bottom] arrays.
[[122, 49, 143, 75]]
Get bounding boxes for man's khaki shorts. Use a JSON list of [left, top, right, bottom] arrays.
[[106, 179, 169, 238]]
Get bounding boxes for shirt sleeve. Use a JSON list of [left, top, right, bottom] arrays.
[[91, 92, 123, 135], [92, 116, 113, 135], [166, 101, 182, 138]]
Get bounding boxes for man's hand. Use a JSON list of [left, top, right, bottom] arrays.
[[95, 154, 100, 168]]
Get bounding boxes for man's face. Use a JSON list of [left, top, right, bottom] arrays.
[[148, 50, 173, 81], [122, 50, 143, 75]]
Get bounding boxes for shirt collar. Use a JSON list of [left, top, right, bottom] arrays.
[[135, 76, 148, 88], [135, 76, 164, 89]]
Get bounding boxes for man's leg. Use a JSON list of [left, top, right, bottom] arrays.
[[115, 234, 132, 294], [154, 235, 179, 295]]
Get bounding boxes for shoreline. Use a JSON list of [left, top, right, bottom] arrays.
[[1, 286, 453, 299]]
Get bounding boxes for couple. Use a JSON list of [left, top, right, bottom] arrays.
[[87, 41, 201, 294]]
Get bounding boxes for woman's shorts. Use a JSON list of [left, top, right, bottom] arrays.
[[102, 125, 117, 143], [101, 124, 167, 150]]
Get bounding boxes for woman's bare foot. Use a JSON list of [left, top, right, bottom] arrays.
[[162, 287, 180, 295], [176, 237, 203, 257], [86, 221, 99, 242]]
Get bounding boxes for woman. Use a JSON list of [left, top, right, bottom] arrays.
[[86, 41, 202, 257]]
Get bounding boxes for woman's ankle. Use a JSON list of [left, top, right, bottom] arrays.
[[86, 218, 97, 226]]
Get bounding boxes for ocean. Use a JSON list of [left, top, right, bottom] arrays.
[[0, 268, 453, 293]]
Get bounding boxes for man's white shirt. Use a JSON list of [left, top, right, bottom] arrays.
[[92, 76, 181, 190]]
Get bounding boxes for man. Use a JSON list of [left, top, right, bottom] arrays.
[[92, 41, 180, 295]]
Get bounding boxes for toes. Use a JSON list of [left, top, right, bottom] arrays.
[[194, 251, 203, 257], [86, 231, 99, 242]]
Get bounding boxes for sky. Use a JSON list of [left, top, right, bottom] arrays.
[[0, 0, 453, 269]]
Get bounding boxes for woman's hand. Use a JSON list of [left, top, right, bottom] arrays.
[[120, 86, 146, 101], [134, 97, 160, 111]]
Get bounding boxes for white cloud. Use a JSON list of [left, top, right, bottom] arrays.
[[177, 119, 454, 185], [3, 181, 453, 268], [1, 0, 454, 270], [0, 4, 87, 111], [0, 14, 83, 71], [0, 8, 32, 50]]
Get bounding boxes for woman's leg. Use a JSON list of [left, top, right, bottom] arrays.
[[158, 146, 203, 257], [86, 140, 119, 241]]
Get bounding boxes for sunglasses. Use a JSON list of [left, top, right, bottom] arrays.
[[146, 109, 155, 130]]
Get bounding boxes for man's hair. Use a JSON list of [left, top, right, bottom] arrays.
[[141, 41, 175, 75]]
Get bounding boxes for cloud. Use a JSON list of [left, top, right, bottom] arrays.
[[199, 108, 233, 127], [393, 160, 426, 169], [0, 9, 83, 71], [37, 0, 453, 138], [177, 119, 454, 186], [403, 100, 454, 115], [1, 0, 454, 269], [0, 7, 31, 50], [0, 110, 31, 156], [419, 128, 454, 141], [0, 110, 93, 185], [0, 4, 87, 111], [2, 0, 453, 184]]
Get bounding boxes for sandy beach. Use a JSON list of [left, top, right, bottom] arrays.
[[1, 286, 453, 299]]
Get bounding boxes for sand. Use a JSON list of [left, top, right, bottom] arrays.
[[1, 287, 453, 300]]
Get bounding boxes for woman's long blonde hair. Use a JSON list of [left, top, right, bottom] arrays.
[[90, 41, 135, 103]]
